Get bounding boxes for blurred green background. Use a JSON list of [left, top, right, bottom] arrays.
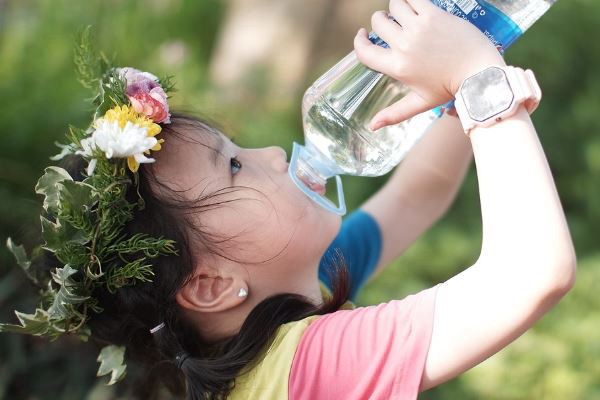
[[0, 0, 598, 399]]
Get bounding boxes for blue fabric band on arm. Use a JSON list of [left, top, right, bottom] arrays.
[[318, 209, 382, 301]]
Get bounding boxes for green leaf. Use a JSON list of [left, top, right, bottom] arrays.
[[106, 258, 154, 293], [94, 69, 127, 118], [158, 74, 177, 95], [50, 264, 78, 286], [40, 217, 87, 252], [49, 265, 90, 319], [35, 167, 73, 213], [6, 239, 48, 286], [108, 233, 177, 258], [60, 180, 96, 214], [40, 217, 64, 252], [97, 345, 126, 385], [74, 26, 101, 90], [49, 141, 77, 161], [6, 238, 31, 271], [66, 124, 89, 145], [0, 309, 53, 336]]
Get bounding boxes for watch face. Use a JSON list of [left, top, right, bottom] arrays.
[[461, 67, 514, 122]]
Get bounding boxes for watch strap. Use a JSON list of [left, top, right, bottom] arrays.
[[505, 66, 542, 114], [454, 66, 542, 136]]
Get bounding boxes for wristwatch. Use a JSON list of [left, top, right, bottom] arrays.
[[454, 66, 542, 136]]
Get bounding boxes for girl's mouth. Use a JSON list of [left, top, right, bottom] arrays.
[[297, 174, 326, 196]]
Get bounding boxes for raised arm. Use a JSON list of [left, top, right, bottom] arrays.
[[420, 105, 576, 388], [355, 0, 576, 390]]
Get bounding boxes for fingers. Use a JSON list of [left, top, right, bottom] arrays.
[[403, 0, 436, 14], [390, 0, 418, 20], [353, 28, 391, 73], [371, 10, 403, 47], [369, 91, 432, 130]]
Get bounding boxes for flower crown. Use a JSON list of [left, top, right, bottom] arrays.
[[0, 28, 178, 384]]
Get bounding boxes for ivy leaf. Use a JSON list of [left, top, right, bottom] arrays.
[[5, 238, 46, 286], [41, 217, 87, 252], [0, 309, 53, 336], [6, 238, 31, 271], [97, 345, 126, 385], [35, 167, 73, 213], [49, 265, 90, 319], [40, 217, 63, 252], [60, 180, 96, 216]]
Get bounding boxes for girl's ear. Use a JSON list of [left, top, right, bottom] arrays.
[[176, 266, 248, 313]]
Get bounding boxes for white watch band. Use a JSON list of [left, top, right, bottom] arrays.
[[506, 67, 542, 114], [454, 66, 542, 136]]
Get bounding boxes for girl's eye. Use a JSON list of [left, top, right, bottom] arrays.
[[230, 157, 242, 175]]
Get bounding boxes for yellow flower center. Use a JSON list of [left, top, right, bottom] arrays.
[[94, 105, 164, 173], [98, 105, 162, 137]]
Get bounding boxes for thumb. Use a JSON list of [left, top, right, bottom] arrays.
[[369, 91, 432, 131]]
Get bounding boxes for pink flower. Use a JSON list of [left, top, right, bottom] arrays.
[[118, 67, 171, 124]]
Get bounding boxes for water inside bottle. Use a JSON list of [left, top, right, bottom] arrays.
[[302, 55, 437, 177], [290, 0, 557, 215], [297, 0, 555, 181]]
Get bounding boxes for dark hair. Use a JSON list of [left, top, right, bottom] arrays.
[[61, 114, 350, 400]]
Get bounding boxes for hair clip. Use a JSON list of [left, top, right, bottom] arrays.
[[149, 322, 165, 334]]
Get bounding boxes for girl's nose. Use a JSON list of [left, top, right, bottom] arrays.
[[263, 146, 288, 172], [271, 146, 287, 162]]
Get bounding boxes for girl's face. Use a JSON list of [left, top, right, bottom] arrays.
[[153, 122, 341, 295]]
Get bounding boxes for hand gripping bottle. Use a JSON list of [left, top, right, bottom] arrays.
[[289, 0, 557, 215]]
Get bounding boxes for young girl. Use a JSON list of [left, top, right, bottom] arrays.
[[3, 0, 575, 399]]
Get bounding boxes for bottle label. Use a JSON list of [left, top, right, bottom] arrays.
[[430, 0, 523, 52], [368, 32, 390, 49], [369, 0, 524, 53]]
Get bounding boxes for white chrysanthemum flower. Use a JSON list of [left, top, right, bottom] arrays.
[[86, 158, 98, 176], [78, 137, 95, 157], [76, 119, 158, 175], [76, 137, 98, 175], [92, 119, 158, 163]]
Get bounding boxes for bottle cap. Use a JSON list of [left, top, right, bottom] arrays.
[[288, 142, 346, 216]]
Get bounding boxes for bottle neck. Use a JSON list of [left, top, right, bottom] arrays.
[[296, 140, 340, 180], [288, 142, 347, 216]]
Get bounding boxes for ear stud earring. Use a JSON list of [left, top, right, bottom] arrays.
[[238, 288, 248, 298]]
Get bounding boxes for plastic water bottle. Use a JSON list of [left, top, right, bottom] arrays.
[[289, 0, 557, 215]]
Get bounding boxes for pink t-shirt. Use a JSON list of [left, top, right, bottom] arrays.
[[289, 285, 438, 400]]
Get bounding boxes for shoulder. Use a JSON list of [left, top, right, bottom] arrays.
[[289, 286, 440, 399], [228, 315, 321, 400]]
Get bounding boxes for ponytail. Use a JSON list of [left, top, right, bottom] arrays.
[[149, 262, 350, 400]]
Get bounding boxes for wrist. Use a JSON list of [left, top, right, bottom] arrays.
[[453, 65, 541, 136], [468, 105, 530, 137], [451, 57, 507, 96], [441, 101, 458, 118]]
